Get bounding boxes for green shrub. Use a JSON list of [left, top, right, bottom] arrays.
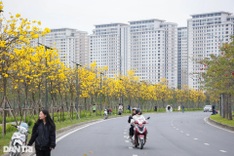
[[6, 124, 15, 132]]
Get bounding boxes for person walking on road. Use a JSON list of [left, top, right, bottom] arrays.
[[181, 105, 185, 113], [28, 109, 56, 156]]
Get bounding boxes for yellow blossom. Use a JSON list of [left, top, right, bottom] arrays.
[[0, 40, 6, 47], [15, 13, 21, 18]]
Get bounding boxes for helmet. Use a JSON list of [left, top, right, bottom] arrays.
[[135, 108, 141, 114], [132, 107, 137, 111]]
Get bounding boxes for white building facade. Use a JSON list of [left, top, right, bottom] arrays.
[[89, 23, 129, 77], [177, 27, 188, 89], [129, 19, 178, 88], [31, 28, 89, 68], [129, 19, 166, 84], [90, 20, 178, 88], [160, 22, 178, 88], [188, 12, 234, 90]]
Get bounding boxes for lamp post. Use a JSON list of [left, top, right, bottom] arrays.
[[38, 43, 52, 110], [99, 72, 104, 109], [71, 61, 82, 119]]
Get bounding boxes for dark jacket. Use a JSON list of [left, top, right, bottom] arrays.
[[28, 121, 56, 150]]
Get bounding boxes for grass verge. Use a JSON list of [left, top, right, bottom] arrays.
[[210, 114, 234, 127]]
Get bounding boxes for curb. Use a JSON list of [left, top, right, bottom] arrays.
[[208, 117, 234, 132]]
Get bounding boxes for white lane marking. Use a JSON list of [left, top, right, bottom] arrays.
[[219, 150, 227, 153], [204, 117, 234, 134], [186, 133, 190, 136], [128, 147, 133, 149], [180, 130, 184, 133], [57, 116, 128, 143], [125, 140, 129, 143], [176, 128, 179, 131], [193, 138, 198, 140], [133, 155, 138, 156], [173, 127, 176, 129], [56, 120, 105, 142], [204, 143, 210, 146], [124, 132, 127, 134]]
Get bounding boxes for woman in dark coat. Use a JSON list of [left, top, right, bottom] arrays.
[[28, 109, 56, 156]]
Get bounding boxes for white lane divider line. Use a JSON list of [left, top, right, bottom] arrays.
[[128, 147, 133, 149], [180, 130, 184, 133], [219, 150, 227, 153], [186, 133, 190, 136], [204, 143, 210, 146], [133, 155, 138, 156], [193, 138, 198, 140], [56, 120, 105, 142], [176, 128, 179, 131], [125, 140, 130, 143]]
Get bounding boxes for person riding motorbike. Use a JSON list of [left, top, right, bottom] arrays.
[[131, 108, 147, 145], [128, 107, 137, 140]]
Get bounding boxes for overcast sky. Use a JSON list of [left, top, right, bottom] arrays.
[[2, 0, 234, 34]]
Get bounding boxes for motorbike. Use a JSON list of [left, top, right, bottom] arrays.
[[9, 122, 29, 156], [132, 117, 150, 149]]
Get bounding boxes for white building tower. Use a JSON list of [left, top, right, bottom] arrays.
[[188, 12, 234, 90], [129, 19, 178, 88], [89, 23, 129, 77], [178, 27, 188, 89], [31, 28, 89, 68], [160, 22, 178, 88]]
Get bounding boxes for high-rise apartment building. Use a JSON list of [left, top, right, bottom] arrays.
[[188, 12, 234, 90], [90, 20, 178, 88], [89, 23, 129, 77], [178, 27, 188, 89], [31, 28, 89, 68], [160, 22, 178, 88], [129, 19, 166, 84], [129, 19, 178, 88], [75, 31, 89, 66]]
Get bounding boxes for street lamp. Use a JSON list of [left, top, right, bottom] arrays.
[[71, 61, 82, 119], [99, 72, 104, 109], [38, 42, 53, 110]]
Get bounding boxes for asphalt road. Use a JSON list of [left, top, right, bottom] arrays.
[[52, 112, 234, 156]]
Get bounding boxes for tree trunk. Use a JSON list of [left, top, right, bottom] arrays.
[[227, 94, 232, 120], [220, 94, 224, 117]]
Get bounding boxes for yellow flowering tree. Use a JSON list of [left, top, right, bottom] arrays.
[[0, 2, 50, 136]]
